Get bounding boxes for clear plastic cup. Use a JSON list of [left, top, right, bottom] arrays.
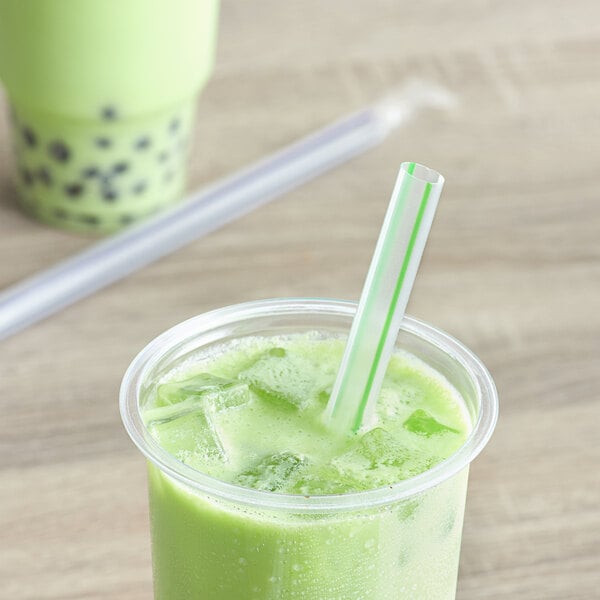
[[120, 298, 498, 600], [0, 0, 219, 233]]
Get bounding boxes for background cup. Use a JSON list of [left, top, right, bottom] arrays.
[[0, 0, 219, 233], [120, 298, 498, 599]]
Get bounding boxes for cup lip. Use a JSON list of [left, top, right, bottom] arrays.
[[120, 297, 498, 512]]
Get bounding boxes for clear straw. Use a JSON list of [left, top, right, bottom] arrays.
[[0, 82, 455, 341], [325, 162, 445, 434]]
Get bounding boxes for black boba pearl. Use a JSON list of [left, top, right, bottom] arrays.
[[53, 208, 68, 220], [111, 161, 129, 175], [102, 189, 118, 202], [36, 167, 53, 187], [99, 174, 115, 189], [20, 168, 34, 186], [95, 137, 112, 149], [22, 126, 37, 148], [169, 118, 181, 134], [120, 214, 135, 225], [64, 183, 85, 198], [101, 106, 118, 121], [164, 170, 174, 183], [135, 136, 151, 151], [132, 181, 147, 195], [158, 151, 169, 163], [82, 166, 100, 179], [48, 140, 71, 163], [80, 214, 100, 226]]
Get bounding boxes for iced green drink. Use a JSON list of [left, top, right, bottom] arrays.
[[0, 0, 219, 233], [121, 299, 498, 600]]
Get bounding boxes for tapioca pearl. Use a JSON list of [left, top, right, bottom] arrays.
[[48, 140, 71, 163], [22, 126, 37, 148], [64, 183, 85, 198], [102, 189, 119, 202], [120, 214, 135, 226], [111, 161, 129, 175], [82, 166, 100, 179], [163, 170, 175, 183], [169, 118, 181, 134], [132, 181, 147, 195], [99, 174, 118, 192], [36, 167, 53, 187], [53, 207, 69, 220], [80, 214, 100, 226], [95, 137, 113, 149], [100, 105, 118, 121], [135, 136, 152, 151], [158, 151, 169, 163], [20, 168, 35, 186]]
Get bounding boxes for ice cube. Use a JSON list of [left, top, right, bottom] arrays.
[[209, 382, 251, 412], [353, 427, 410, 469], [358, 427, 441, 478], [333, 428, 437, 487], [402, 409, 459, 437], [143, 396, 206, 426], [157, 372, 243, 405], [236, 452, 306, 492], [147, 408, 226, 463], [238, 348, 323, 410], [155, 372, 250, 415], [290, 464, 367, 495]]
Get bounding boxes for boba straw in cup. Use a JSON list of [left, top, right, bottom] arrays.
[[120, 163, 498, 599], [327, 162, 445, 433], [0, 0, 219, 233]]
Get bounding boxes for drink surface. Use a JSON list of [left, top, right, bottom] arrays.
[[142, 333, 470, 495]]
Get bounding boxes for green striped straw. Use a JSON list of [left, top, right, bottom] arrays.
[[325, 162, 445, 434]]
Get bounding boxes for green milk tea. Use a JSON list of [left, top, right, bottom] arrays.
[[143, 334, 470, 599], [0, 0, 219, 232]]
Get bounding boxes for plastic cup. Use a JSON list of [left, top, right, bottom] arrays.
[[0, 0, 219, 233], [120, 298, 498, 600]]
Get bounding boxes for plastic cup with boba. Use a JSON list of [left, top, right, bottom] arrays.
[[0, 0, 219, 233]]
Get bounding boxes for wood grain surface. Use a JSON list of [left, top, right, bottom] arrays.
[[1, 1, 599, 598]]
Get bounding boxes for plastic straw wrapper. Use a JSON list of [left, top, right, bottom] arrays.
[[326, 162, 445, 433]]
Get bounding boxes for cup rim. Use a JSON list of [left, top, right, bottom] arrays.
[[120, 298, 498, 512]]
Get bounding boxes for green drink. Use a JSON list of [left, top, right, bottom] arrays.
[[121, 299, 498, 600], [0, 0, 219, 233]]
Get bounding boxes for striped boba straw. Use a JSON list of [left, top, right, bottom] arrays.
[[326, 162, 445, 433]]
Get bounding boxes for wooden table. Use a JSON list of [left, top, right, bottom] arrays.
[[1, 1, 599, 598]]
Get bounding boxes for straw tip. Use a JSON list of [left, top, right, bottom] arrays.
[[400, 162, 445, 186], [375, 80, 459, 128]]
